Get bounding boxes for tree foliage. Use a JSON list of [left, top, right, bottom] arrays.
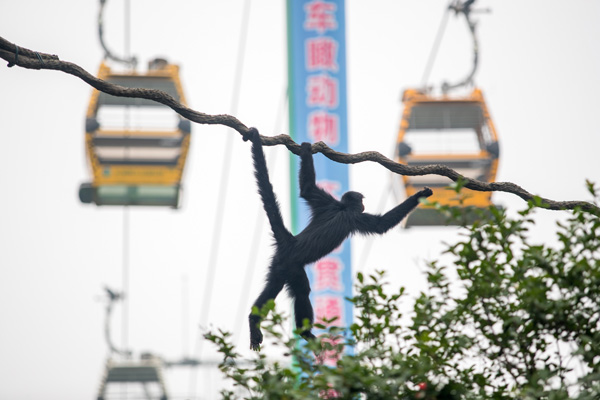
[[205, 182, 600, 399]]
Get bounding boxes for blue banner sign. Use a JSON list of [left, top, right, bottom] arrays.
[[287, 0, 352, 364]]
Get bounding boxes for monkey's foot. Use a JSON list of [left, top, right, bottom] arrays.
[[300, 330, 316, 342], [249, 329, 263, 351], [250, 341, 261, 351]]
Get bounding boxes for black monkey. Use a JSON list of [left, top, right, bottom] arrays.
[[243, 128, 432, 350]]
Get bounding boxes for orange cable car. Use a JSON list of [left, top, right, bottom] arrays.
[[79, 59, 191, 207], [395, 88, 500, 226]]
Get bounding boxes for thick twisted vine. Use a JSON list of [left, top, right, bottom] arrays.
[[0, 35, 597, 213]]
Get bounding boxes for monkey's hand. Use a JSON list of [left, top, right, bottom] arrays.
[[243, 127, 259, 142], [300, 142, 312, 156], [419, 187, 433, 198]]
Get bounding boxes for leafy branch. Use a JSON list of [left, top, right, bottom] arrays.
[[1, 35, 597, 213]]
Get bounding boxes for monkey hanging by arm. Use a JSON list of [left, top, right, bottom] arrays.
[[243, 129, 433, 350]]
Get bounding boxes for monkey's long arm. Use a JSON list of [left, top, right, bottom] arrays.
[[248, 129, 293, 244], [299, 143, 337, 207], [355, 188, 433, 235]]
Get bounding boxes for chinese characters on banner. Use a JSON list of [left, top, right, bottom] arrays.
[[287, 0, 352, 366]]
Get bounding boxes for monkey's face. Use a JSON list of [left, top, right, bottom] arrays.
[[342, 191, 365, 213]]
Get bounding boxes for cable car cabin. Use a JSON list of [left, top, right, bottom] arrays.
[[79, 59, 191, 208], [396, 88, 500, 226]]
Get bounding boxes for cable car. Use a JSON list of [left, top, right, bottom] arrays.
[[395, 87, 500, 226], [79, 59, 191, 207], [96, 355, 169, 400], [96, 288, 169, 400]]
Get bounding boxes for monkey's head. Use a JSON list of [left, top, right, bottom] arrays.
[[341, 191, 365, 213]]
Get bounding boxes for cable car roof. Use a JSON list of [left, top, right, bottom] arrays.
[[90, 61, 187, 111]]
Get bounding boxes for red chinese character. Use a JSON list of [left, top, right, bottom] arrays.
[[306, 37, 338, 71], [314, 258, 344, 292], [308, 111, 339, 145], [306, 74, 338, 108], [304, 0, 337, 34], [315, 295, 344, 326], [316, 180, 341, 199]]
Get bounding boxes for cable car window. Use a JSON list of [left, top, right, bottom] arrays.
[[95, 147, 181, 162], [408, 103, 484, 130], [403, 128, 481, 155], [97, 77, 181, 105], [480, 123, 493, 146], [97, 107, 180, 132]]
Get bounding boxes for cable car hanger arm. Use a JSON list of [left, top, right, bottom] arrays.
[[97, 0, 137, 67], [441, 0, 479, 93], [0, 35, 597, 214]]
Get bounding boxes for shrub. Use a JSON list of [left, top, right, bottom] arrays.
[[206, 183, 600, 399]]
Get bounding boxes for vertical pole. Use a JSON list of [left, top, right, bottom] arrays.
[[122, 207, 129, 356], [122, 4, 131, 399], [182, 274, 189, 357], [122, 0, 131, 361], [124, 0, 131, 64]]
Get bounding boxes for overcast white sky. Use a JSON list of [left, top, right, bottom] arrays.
[[1, 1, 599, 399]]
